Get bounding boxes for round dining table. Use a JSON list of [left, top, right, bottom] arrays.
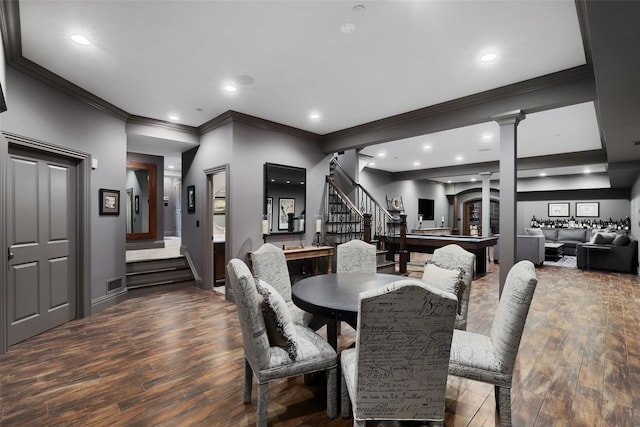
[[291, 272, 403, 350]]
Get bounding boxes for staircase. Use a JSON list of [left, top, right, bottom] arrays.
[[325, 157, 398, 273], [126, 256, 195, 295]]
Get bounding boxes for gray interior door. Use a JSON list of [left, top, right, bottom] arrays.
[[6, 148, 77, 346]]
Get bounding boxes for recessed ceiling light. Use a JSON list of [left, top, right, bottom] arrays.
[[480, 52, 497, 62], [413, 161, 421, 167], [168, 165, 175, 169], [447, 180, 452, 184], [224, 84, 237, 93], [584, 168, 591, 174], [481, 134, 493, 141], [455, 155, 464, 162], [368, 162, 376, 167], [471, 178, 477, 182], [70, 34, 91, 46], [309, 113, 321, 120], [168, 115, 180, 122], [378, 152, 386, 158], [423, 144, 432, 150], [539, 172, 547, 177]]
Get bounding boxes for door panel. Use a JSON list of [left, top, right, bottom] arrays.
[[7, 149, 77, 346]]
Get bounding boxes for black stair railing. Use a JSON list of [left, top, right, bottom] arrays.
[[324, 157, 396, 247]]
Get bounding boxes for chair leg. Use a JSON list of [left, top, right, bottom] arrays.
[[496, 386, 512, 427], [257, 381, 269, 427], [243, 359, 253, 403], [326, 366, 337, 418], [341, 371, 351, 418]]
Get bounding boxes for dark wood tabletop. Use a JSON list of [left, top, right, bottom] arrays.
[[292, 272, 402, 349]]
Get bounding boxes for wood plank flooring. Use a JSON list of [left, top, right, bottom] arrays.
[[1, 261, 639, 426]]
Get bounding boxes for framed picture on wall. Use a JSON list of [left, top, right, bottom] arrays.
[[278, 198, 295, 230], [576, 202, 599, 217], [187, 185, 196, 213], [548, 202, 569, 217], [99, 189, 120, 216], [266, 197, 273, 232]]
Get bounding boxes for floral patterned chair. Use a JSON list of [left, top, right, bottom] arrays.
[[448, 260, 538, 427], [340, 278, 457, 427], [336, 239, 377, 274], [427, 244, 476, 330], [227, 258, 337, 427], [251, 243, 327, 330]]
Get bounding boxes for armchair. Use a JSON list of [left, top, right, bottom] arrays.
[[226, 258, 338, 427], [448, 260, 538, 427], [341, 279, 457, 426]]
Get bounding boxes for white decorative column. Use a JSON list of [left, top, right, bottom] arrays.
[[480, 172, 491, 237], [493, 110, 525, 297]]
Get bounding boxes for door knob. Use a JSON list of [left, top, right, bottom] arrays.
[[7, 248, 14, 260]]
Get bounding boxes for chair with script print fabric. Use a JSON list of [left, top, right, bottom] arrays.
[[227, 258, 337, 427], [340, 279, 457, 427], [428, 244, 476, 330], [448, 260, 538, 427], [251, 243, 327, 330], [336, 239, 377, 274]]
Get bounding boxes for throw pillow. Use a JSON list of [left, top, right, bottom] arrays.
[[592, 232, 616, 245], [421, 262, 464, 309], [255, 278, 298, 360], [612, 234, 631, 246], [525, 228, 544, 237]]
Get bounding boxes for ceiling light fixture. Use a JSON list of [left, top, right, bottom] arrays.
[[455, 155, 464, 162], [584, 168, 591, 174], [413, 161, 420, 167], [423, 144, 432, 150], [471, 178, 477, 182], [309, 112, 321, 120], [539, 172, 547, 177], [224, 84, 237, 93], [70, 34, 91, 46], [168, 165, 175, 169], [378, 152, 386, 158], [447, 180, 452, 184], [481, 134, 493, 141], [480, 52, 497, 62], [368, 162, 376, 167], [168, 115, 180, 121]]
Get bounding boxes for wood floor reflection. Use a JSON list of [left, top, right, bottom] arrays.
[[1, 261, 639, 426]]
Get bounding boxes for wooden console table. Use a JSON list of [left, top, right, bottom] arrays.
[[283, 246, 334, 275], [411, 227, 451, 236]]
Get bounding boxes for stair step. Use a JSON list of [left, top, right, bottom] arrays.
[[127, 268, 193, 287], [126, 256, 188, 273]]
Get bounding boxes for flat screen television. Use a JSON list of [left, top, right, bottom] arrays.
[[418, 198, 434, 220]]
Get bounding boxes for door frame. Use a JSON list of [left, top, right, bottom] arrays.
[[1, 131, 91, 354], [204, 164, 229, 291]]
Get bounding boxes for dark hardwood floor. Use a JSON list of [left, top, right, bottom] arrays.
[[1, 260, 639, 426]]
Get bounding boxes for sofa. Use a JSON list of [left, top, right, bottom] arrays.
[[528, 227, 589, 256], [576, 232, 638, 274], [493, 234, 545, 266]]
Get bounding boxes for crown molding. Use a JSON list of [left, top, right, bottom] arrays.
[[127, 115, 199, 135]]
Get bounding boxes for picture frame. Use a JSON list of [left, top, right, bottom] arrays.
[[266, 197, 273, 232], [548, 202, 570, 217], [213, 197, 225, 213], [278, 198, 295, 230], [134, 195, 140, 214], [99, 189, 120, 216], [575, 202, 599, 217], [187, 185, 195, 213]]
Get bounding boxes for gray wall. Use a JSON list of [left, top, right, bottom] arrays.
[[181, 120, 329, 291], [360, 168, 449, 230], [2, 67, 127, 304]]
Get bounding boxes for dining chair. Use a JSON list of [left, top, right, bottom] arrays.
[[336, 239, 377, 273], [251, 243, 326, 330], [226, 258, 338, 427], [427, 243, 476, 330], [340, 278, 457, 427], [448, 260, 538, 427]]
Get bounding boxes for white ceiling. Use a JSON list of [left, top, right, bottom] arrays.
[[16, 0, 596, 178]]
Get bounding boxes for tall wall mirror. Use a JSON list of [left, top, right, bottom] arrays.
[[264, 163, 306, 234], [126, 161, 157, 240]]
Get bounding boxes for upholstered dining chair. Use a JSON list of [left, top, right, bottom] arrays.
[[251, 243, 326, 330], [341, 279, 457, 427], [426, 244, 476, 330], [336, 239, 377, 273], [226, 258, 338, 427], [448, 260, 538, 427]]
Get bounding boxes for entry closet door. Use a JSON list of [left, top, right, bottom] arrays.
[[6, 148, 77, 346]]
